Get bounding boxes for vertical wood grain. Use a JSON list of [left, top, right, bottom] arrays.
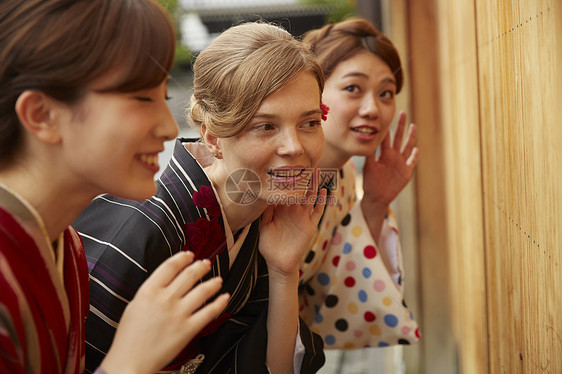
[[475, 0, 561, 372], [401, 0, 561, 372], [381, 0, 422, 372], [435, 0, 490, 373], [405, 1, 458, 373]]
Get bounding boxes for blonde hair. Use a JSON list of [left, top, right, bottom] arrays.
[[188, 22, 324, 138]]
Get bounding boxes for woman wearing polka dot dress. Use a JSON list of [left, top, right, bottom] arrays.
[[298, 18, 421, 349]]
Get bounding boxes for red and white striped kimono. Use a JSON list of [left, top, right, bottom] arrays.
[[0, 185, 89, 374]]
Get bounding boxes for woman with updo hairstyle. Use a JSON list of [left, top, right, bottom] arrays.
[[75, 21, 328, 373], [0, 1, 231, 373], [298, 17, 422, 350], [188, 22, 325, 138]]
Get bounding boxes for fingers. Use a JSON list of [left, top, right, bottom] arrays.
[[307, 169, 328, 218], [310, 168, 320, 194], [167, 259, 212, 298], [401, 122, 417, 155], [406, 146, 419, 167], [145, 251, 195, 288], [392, 111, 408, 150], [187, 292, 230, 329], [179, 276, 228, 315], [311, 188, 327, 221], [305, 168, 320, 201]]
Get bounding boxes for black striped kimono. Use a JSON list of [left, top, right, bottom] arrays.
[[73, 138, 325, 374]]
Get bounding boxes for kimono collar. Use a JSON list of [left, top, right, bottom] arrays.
[[0, 182, 64, 277], [0, 182, 69, 314], [0, 182, 51, 246], [175, 138, 253, 265], [182, 140, 215, 168]]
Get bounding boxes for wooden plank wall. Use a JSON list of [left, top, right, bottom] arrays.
[[476, 1, 560, 372], [381, 1, 422, 372], [388, 0, 561, 372], [435, 1, 489, 373]]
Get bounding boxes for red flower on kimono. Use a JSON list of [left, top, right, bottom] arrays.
[[321, 102, 330, 121], [183, 217, 226, 263], [193, 185, 221, 217]]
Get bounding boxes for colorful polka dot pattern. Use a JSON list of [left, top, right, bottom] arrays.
[[299, 159, 420, 349]]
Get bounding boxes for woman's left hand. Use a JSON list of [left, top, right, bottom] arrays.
[[362, 111, 418, 208], [259, 169, 327, 277]]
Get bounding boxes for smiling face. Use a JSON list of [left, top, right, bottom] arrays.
[[320, 50, 397, 168], [58, 76, 178, 201], [216, 71, 325, 205]]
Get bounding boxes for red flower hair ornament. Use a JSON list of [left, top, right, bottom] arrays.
[[321, 102, 330, 121]]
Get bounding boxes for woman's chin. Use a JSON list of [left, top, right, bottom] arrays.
[[112, 182, 157, 201], [328, 139, 378, 159], [351, 142, 380, 157]]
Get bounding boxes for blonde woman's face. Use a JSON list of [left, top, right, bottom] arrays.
[[321, 50, 397, 166], [217, 72, 325, 205]]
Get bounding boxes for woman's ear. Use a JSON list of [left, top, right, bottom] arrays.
[[201, 124, 222, 158], [15, 91, 62, 144]]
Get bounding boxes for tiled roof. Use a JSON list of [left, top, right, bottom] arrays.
[[185, 3, 335, 22], [182, 0, 297, 10]]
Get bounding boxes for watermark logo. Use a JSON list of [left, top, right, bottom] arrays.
[[225, 168, 339, 205], [266, 168, 339, 191], [225, 168, 261, 205], [266, 192, 336, 205]]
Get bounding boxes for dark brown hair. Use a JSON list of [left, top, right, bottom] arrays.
[[302, 17, 403, 93], [0, 0, 176, 163]]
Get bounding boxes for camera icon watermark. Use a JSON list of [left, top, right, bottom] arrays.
[[225, 168, 262, 205], [225, 168, 339, 205]]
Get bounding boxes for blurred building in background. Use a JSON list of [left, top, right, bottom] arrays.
[[180, 0, 336, 54], [165, 0, 354, 135]]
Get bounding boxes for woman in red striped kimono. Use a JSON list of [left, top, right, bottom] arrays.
[[0, 1, 229, 373]]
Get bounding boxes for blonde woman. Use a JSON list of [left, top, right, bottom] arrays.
[[74, 22, 328, 373]]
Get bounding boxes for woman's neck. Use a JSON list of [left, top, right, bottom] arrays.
[[205, 163, 268, 233], [318, 141, 351, 170], [0, 166, 90, 243]]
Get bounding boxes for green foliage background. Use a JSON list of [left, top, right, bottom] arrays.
[[156, 0, 193, 69], [299, 0, 357, 22]]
